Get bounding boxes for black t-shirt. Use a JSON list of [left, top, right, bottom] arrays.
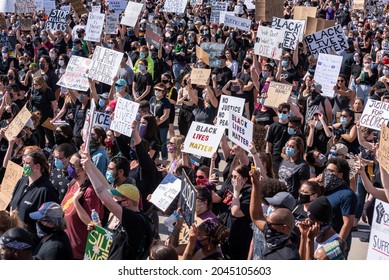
[[264, 243, 300, 260], [281, 67, 298, 84], [278, 158, 311, 199], [253, 108, 277, 126], [42, 69, 59, 93], [50, 168, 71, 202], [265, 122, 289, 157], [193, 99, 217, 125], [134, 72, 153, 99], [216, 66, 233, 90], [31, 88, 56, 122], [150, 96, 171, 128], [34, 230, 73, 260]]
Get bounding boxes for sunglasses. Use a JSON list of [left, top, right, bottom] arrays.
[[196, 175, 205, 179]]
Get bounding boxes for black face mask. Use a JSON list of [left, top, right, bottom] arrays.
[[243, 64, 250, 70], [54, 132, 68, 145], [298, 193, 314, 204], [264, 223, 290, 250], [1, 111, 12, 120]]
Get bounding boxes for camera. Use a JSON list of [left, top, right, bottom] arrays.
[[333, 128, 342, 140]]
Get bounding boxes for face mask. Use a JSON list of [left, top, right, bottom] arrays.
[[383, 70, 389, 75], [54, 132, 67, 145], [279, 113, 288, 121], [287, 128, 296, 135], [139, 52, 146, 58], [67, 165, 77, 179], [340, 117, 348, 125], [315, 120, 323, 129], [78, 94, 86, 103], [281, 60, 288, 67], [298, 193, 314, 204], [7, 74, 14, 80], [262, 71, 270, 78], [115, 86, 122, 92], [168, 145, 176, 153], [264, 223, 290, 249], [1, 111, 12, 120], [203, 30, 209, 35], [323, 171, 344, 191], [215, 60, 222, 67], [259, 98, 265, 105], [353, 20, 358, 25], [188, 24, 194, 28], [107, 43, 113, 48], [243, 64, 250, 70], [316, 223, 332, 239], [36, 221, 54, 238], [177, 40, 183, 44], [285, 147, 295, 157], [39, 63, 45, 69], [139, 64, 146, 71], [58, 60, 64, 66], [54, 158, 65, 170], [231, 85, 241, 92], [316, 154, 327, 165], [98, 99, 105, 107], [139, 124, 147, 138], [104, 138, 114, 148], [155, 91, 163, 98], [196, 177, 208, 186], [127, 32, 134, 37], [106, 170, 116, 184], [23, 165, 33, 176], [19, 63, 25, 69], [374, 41, 379, 46]]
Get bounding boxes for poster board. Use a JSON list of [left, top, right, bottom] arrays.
[[69, 0, 88, 15], [367, 199, 389, 260], [150, 174, 181, 212], [228, 112, 253, 152], [264, 82, 293, 108], [145, 23, 162, 49], [313, 53, 343, 98], [224, 14, 251, 32], [190, 68, 211, 86], [15, 0, 36, 14], [180, 171, 197, 227], [120, 1, 144, 27], [196, 46, 210, 65], [254, 26, 284, 60], [20, 18, 34, 31], [305, 17, 336, 35], [360, 99, 389, 131], [293, 6, 317, 21], [210, 2, 228, 23], [42, 118, 57, 131], [46, 9, 70, 32], [43, 0, 56, 12], [108, 0, 128, 14], [217, 95, 245, 127], [271, 17, 305, 50], [88, 46, 123, 85], [5, 106, 32, 141], [200, 42, 225, 68], [353, 0, 365, 10], [183, 121, 224, 158], [0, 0, 16, 13], [83, 225, 113, 260], [85, 13, 105, 42], [83, 109, 111, 134], [105, 13, 119, 35], [0, 14, 6, 30], [110, 97, 139, 137], [255, 0, 284, 21], [377, 122, 389, 174], [57, 55, 92, 91], [163, 0, 187, 14], [0, 161, 23, 210]]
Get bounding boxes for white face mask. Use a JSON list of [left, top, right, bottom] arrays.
[[58, 60, 65, 67]]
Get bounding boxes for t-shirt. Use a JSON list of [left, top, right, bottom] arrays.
[[278, 158, 311, 199], [193, 99, 217, 125], [134, 72, 153, 100], [265, 122, 289, 157], [30, 88, 56, 122], [149, 96, 171, 128], [253, 108, 277, 126], [50, 167, 71, 202], [33, 231, 73, 260]]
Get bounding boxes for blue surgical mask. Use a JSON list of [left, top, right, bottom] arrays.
[[139, 64, 146, 71], [98, 99, 105, 107], [54, 158, 65, 170], [188, 24, 194, 28], [383, 69, 389, 75], [374, 41, 379, 46], [287, 127, 296, 135], [353, 56, 359, 62], [41, 35, 46, 41], [106, 170, 115, 184], [285, 147, 295, 158], [115, 86, 122, 92], [340, 117, 348, 125], [72, 45, 77, 51], [262, 71, 269, 78], [215, 60, 222, 67], [139, 52, 146, 58], [259, 98, 265, 105], [279, 113, 288, 121], [282, 60, 288, 67]]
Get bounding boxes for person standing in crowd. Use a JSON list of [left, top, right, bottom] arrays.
[[0, 228, 35, 260]]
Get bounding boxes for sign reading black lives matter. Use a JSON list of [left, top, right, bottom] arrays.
[[88, 46, 123, 85], [110, 97, 140, 137], [304, 24, 349, 58], [180, 170, 197, 227], [271, 17, 305, 50], [46, 9, 70, 32]]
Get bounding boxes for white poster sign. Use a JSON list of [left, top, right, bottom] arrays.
[[91, 5, 101, 13], [60, 5, 70, 11], [360, 99, 389, 131], [367, 199, 389, 260], [109, 0, 128, 14], [313, 53, 343, 98], [120, 1, 144, 27], [163, 0, 187, 14], [271, 17, 305, 50], [228, 112, 253, 152], [224, 14, 252, 32], [57, 56, 92, 91], [82, 109, 111, 139], [210, 2, 228, 23], [44, 0, 56, 12], [110, 97, 139, 137], [105, 13, 119, 35], [254, 26, 285, 60], [15, 0, 36, 14], [88, 46, 123, 85], [150, 174, 182, 212], [217, 95, 245, 127], [83, 99, 96, 151], [183, 122, 224, 158], [245, 0, 255, 9], [219, 11, 235, 23], [85, 13, 105, 42], [0, 0, 16, 13], [35, 0, 43, 10]]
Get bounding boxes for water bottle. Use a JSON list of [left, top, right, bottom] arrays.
[[91, 209, 101, 224], [164, 211, 180, 232]]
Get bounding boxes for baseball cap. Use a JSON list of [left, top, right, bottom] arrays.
[[215, 54, 226, 60], [99, 92, 109, 99], [0, 228, 34, 250], [265, 192, 296, 211], [307, 196, 333, 224], [115, 79, 127, 87], [333, 143, 348, 157], [109, 184, 140, 202], [29, 202, 64, 226], [1, 46, 9, 53]]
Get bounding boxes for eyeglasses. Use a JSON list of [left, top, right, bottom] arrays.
[[196, 175, 205, 179], [167, 142, 175, 146]]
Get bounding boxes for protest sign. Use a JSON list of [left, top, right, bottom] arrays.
[[219, 11, 235, 23], [360, 99, 389, 131], [105, 13, 119, 35], [15, 0, 36, 14], [264, 82, 293, 108], [120, 1, 144, 27], [245, 0, 255, 9], [84, 225, 113, 260], [88, 46, 123, 85], [0, 36, 17, 51], [0, 0, 15, 13], [91, 5, 101, 13], [346, 155, 357, 180], [69, 0, 88, 15], [367, 199, 389, 260], [46, 9, 70, 32], [305, 17, 336, 35], [5, 106, 32, 141], [313, 53, 343, 98], [163, 0, 187, 14], [217, 95, 245, 127], [146, 23, 162, 49], [200, 42, 225, 67], [196, 46, 210, 65], [108, 0, 128, 14], [293, 6, 317, 21], [180, 171, 197, 227], [35, 0, 43, 10], [190, 68, 211, 86], [57, 55, 92, 91], [83, 109, 111, 134], [42, 118, 57, 131], [150, 174, 182, 212], [44, 0, 56, 12], [228, 112, 253, 152], [85, 13, 105, 42], [255, 0, 283, 21], [110, 97, 139, 137], [20, 18, 34, 31], [224, 14, 251, 32], [304, 25, 348, 59], [254, 26, 284, 60], [190, 0, 203, 6], [0, 161, 23, 210], [183, 122, 224, 158], [83, 99, 96, 152], [377, 122, 389, 174], [60, 5, 70, 11], [271, 17, 305, 50], [210, 2, 227, 23]]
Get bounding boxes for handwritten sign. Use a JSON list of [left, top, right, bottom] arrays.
[[367, 199, 389, 260], [183, 121, 224, 158], [5, 106, 32, 141], [88, 46, 123, 85], [57, 56, 92, 91], [69, 0, 88, 15], [264, 82, 293, 108], [196, 46, 210, 65], [271, 17, 305, 50], [293, 6, 317, 21], [120, 1, 144, 27], [146, 23, 162, 49], [255, 0, 284, 21], [0, 0, 15, 13], [83, 99, 96, 153], [91, 5, 101, 13], [46, 9, 70, 32], [223, 14, 251, 32], [305, 17, 336, 35], [210, 2, 227, 23], [313, 53, 343, 98], [304, 25, 349, 59], [163, 0, 187, 14], [217, 95, 245, 127], [0, 161, 23, 210], [84, 225, 113, 260], [378, 122, 389, 174], [180, 171, 197, 227], [43, 0, 55, 12], [110, 97, 139, 137], [219, 11, 235, 23], [15, 0, 36, 14], [83, 109, 111, 133], [190, 68, 211, 86], [150, 174, 181, 212], [105, 13, 119, 35], [254, 26, 284, 60], [228, 112, 253, 152], [85, 13, 105, 42], [42, 118, 57, 131], [360, 99, 389, 131], [108, 0, 128, 14]]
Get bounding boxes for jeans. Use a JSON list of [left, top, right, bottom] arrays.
[[159, 127, 168, 160], [355, 175, 367, 220]]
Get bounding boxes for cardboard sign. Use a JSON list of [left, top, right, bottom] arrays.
[[313, 53, 343, 98], [367, 199, 389, 260], [304, 25, 348, 59], [15, 0, 35, 14], [360, 99, 389, 131], [84, 225, 113, 260], [146, 23, 162, 49], [293, 6, 317, 21], [217, 95, 245, 127], [88, 46, 123, 85], [46, 9, 70, 32], [210, 2, 228, 23], [57, 55, 92, 91], [69, 0, 88, 15], [150, 174, 182, 212], [42, 118, 57, 131], [180, 171, 197, 227], [377, 122, 389, 174], [20, 18, 34, 31], [255, 0, 283, 21], [183, 121, 224, 158], [228, 112, 253, 152], [105, 13, 119, 35], [271, 17, 305, 50], [0, 0, 15, 13], [108, 0, 128, 14], [305, 17, 336, 35], [224, 14, 251, 32], [83, 99, 96, 152], [110, 97, 139, 137], [254, 26, 284, 60], [353, 0, 364, 10], [5, 106, 32, 141], [84, 13, 105, 42], [190, 68, 211, 86], [264, 82, 293, 108], [196, 45, 210, 65], [120, 1, 144, 27], [163, 0, 187, 14], [200, 42, 225, 68], [0, 161, 23, 210]]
